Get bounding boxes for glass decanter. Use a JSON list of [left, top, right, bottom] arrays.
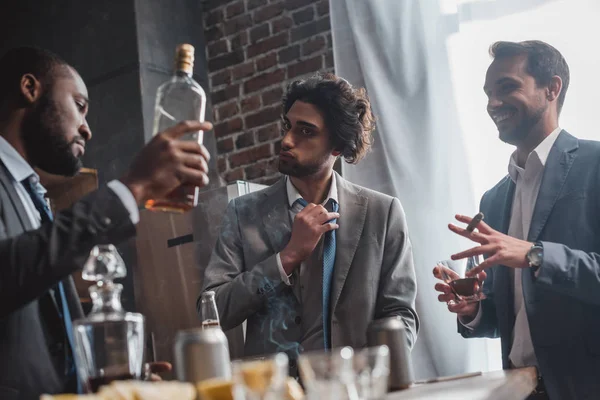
[[73, 244, 145, 393]]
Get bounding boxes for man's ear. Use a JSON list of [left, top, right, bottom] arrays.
[[20, 73, 42, 104], [547, 75, 562, 103]]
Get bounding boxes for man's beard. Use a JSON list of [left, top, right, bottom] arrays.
[[278, 158, 321, 177], [499, 104, 545, 145], [21, 92, 82, 177]]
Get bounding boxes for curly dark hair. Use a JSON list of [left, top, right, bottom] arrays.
[[282, 72, 375, 164], [490, 40, 570, 114]]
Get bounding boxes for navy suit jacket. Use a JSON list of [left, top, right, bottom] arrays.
[[459, 131, 600, 399]]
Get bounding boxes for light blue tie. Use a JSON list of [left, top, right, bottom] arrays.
[[21, 177, 81, 393], [294, 198, 338, 349]]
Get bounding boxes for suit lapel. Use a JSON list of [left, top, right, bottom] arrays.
[[330, 173, 368, 313], [0, 161, 34, 231], [527, 131, 578, 242]]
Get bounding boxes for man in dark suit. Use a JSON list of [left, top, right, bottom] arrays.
[[201, 73, 418, 370], [435, 41, 600, 399], [0, 47, 211, 399]]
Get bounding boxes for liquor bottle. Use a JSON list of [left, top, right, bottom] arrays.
[[200, 290, 221, 329], [145, 43, 207, 213], [73, 245, 146, 393]]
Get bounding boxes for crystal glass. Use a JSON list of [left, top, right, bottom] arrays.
[[354, 346, 390, 400], [298, 347, 359, 400], [232, 353, 289, 400], [436, 255, 485, 305], [73, 245, 146, 393]]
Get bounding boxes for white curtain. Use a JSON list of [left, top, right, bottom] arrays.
[[331, 0, 600, 379]]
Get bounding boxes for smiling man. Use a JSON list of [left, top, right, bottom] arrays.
[[200, 73, 418, 371], [434, 41, 600, 399]]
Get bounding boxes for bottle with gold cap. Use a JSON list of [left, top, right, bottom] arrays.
[[146, 44, 207, 213]]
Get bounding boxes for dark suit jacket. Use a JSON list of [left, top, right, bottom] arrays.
[[201, 172, 418, 365], [459, 131, 600, 399], [0, 161, 136, 400]]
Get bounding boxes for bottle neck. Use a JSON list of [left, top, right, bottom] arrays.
[[89, 281, 124, 315], [175, 69, 192, 78]]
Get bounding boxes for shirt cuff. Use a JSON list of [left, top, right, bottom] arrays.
[[276, 253, 292, 286], [459, 303, 483, 330], [107, 180, 140, 225]]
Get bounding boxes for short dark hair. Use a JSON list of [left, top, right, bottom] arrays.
[[490, 40, 570, 113], [0, 46, 71, 104], [282, 72, 375, 164]]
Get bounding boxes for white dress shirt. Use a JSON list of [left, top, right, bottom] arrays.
[[275, 173, 338, 285], [462, 127, 562, 368], [0, 135, 140, 228]]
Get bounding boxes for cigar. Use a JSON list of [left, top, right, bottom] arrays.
[[466, 212, 484, 233]]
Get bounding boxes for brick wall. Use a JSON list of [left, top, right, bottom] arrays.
[[202, 0, 334, 185]]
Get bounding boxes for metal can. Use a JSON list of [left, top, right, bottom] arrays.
[[367, 317, 414, 390], [174, 327, 232, 383]]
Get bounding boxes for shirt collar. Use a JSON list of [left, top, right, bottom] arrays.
[[286, 172, 338, 207], [0, 136, 45, 193], [508, 127, 562, 183]]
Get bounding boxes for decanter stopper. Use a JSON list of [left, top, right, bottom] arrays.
[[82, 244, 126, 283]]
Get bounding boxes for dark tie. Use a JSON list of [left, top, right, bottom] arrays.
[[294, 198, 339, 349], [20, 176, 80, 391]]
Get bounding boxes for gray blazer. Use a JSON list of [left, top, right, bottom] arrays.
[[459, 131, 600, 399], [201, 172, 418, 363]]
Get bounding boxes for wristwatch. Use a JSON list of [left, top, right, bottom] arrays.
[[526, 242, 544, 271]]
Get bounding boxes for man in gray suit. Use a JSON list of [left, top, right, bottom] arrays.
[[435, 41, 600, 399], [201, 73, 418, 368]]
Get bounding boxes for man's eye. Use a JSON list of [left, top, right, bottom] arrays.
[[301, 128, 311, 135]]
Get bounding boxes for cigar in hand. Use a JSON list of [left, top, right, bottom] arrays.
[[466, 212, 484, 233]]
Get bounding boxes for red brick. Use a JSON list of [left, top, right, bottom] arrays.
[[245, 105, 281, 129], [214, 117, 243, 138], [241, 95, 261, 113], [205, 26, 224, 43], [284, 0, 313, 11], [261, 86, 283, 106], [273, 139, 282, 154], [258, 123, 282, 142], [216, 101, 239, 120], [217, 157, 227, 173], [235, 132, 255, 149], [278, 45, 300, 63], [325, 51, 334, 68], [212, 84, 240, 104], [211, 69, 232, 87], [291, 17, 330, 43], [224, 168, 245, 182], [244, 69, 285, 94], [302, 36, 325, 56], [217, 137, 234, 153], [253, 2, 284, 24], [256, 53, 277, 71], [271, 16, 293, 34], [326, 33, 333, 48], [247, 0, 268, 11], [245, 160, 272, 180], [208, 49, 245, 72], [208, 39, 229, 58], [247, 32, 288, 58], [225, 0, 245, 19], [229, 144, 272, 168], [232, 61, 255, 81], [231, 31, 248, 49], [205, 8, 223, 28], [250, 23, 270, 43], [224, 14, 252, 36], [287, 56, 322, 78], [292, 7, 314, 25], [316, 0, 329, 16]]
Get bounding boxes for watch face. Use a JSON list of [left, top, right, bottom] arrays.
[[529, 247, 543, 266]]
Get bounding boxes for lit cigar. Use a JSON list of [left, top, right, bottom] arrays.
[[466, 212, 484, 233]]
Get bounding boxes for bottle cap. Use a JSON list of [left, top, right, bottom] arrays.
[[175, 44, 195, 74]]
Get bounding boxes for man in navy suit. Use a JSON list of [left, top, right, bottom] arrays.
[[435, 40, 600, 399]]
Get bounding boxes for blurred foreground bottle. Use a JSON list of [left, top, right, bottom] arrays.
[[145, 43, 207, 213]]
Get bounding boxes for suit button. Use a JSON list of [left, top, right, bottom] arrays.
[[102, 217, 111, 226], [294, 316, 301, 325]]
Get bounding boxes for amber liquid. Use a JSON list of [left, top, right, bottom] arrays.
[[87, 373, 135, 393], [145, 185, 197, 213], [202, 320, 220, 329], [449, 277, 480, 297]]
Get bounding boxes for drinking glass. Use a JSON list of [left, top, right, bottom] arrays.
[[435, 255, 485, 305], [298, 347, 359, 400], [354, 346, 390, 400], [232, 353, 289, 400]]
